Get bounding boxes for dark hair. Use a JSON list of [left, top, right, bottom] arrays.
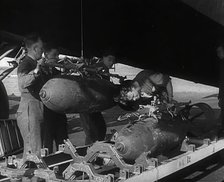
[[24, 32, 42, 48]]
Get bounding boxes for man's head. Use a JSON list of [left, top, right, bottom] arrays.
[[101, 49, 116, 69], [217, 45, 224, 60], [24, 33, 43, 60], [44, 43, 59, 63]]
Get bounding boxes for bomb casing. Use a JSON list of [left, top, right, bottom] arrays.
[[39, 75, 120, 113], [114, 102, 216, 162], [115, 112, 189, 162]]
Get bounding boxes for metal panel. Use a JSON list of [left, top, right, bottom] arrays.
[[125, 139, 224, 182]]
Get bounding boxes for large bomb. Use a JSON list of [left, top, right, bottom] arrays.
[[115, 115, 189, 162], [39, 75, 120, 113], [114, 103, 215, 162]]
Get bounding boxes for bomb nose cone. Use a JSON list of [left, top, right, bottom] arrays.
[[115, 142, 127, 155], [39, 89, 49, 101]]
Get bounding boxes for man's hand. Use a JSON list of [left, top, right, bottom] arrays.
[[140, 92, 153, 98], [138, 104, 158, 115], [33, 62, 42, 75]]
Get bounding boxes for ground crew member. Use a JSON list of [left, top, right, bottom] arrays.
[[80, 50, 116, 145], [92, 51, 116, 80], [42, 43, 68, 153], [119, 69, 174, 108], [16, 33, 44, 159]]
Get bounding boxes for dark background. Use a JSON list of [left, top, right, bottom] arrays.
[[0, 0, 224, 86]]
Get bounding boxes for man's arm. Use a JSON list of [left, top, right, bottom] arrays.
[[17, 62, 40, 89], [166, 79, 173, 103]]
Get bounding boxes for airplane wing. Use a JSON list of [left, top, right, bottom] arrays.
[[181, 0, 224, 26], [0, 31, 24, 58], [0, 0, 223, 87]]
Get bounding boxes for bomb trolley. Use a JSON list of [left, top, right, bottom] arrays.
[[0, 137, 224, 182], [0, 101, 222, 181]]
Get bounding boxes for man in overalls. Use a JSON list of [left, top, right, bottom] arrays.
[[16, 33, 44, 159]]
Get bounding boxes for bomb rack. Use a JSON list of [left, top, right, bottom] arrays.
[[0, 136, 224, 182]]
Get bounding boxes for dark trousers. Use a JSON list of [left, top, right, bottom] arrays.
[[79, 112, 106, 145], [43, 107, 68, 154]]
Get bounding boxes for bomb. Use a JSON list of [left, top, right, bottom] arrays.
[[39, 75, 120, 113], [115, 115, 189, 162], [114, 102, 215, 162]]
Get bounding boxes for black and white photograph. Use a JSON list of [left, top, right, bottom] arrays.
[[0, 0, 224, 181]]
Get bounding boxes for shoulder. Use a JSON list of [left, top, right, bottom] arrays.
[[134, 70, 154, 80], [19, 56, 34, 65], [153, 73, 171, 86], [163, 74, 171, 82], [18, 56, 36, 73], [162, 74, 171, 84], [148, 72, 170, 86]]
